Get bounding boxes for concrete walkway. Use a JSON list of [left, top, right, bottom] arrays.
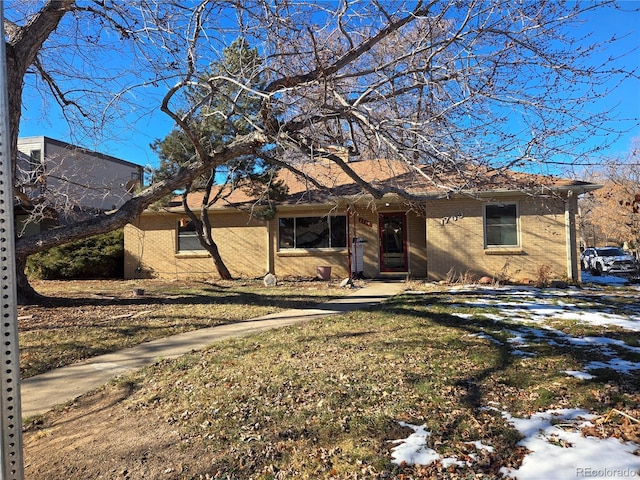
[[20, 280, 406, 418]]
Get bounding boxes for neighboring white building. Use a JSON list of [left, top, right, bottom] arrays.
[[16, 136, 144, 234]]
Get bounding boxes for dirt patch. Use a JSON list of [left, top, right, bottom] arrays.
[[23, 383, 203, 479]]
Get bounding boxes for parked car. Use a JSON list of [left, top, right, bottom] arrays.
[[580, 247, 639, 276]]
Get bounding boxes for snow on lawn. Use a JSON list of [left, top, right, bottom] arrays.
[[444, 272, 640, 332], [390, 409, 640, 480], [399, 278, 640, 476], [467, 323, 640, 376], [581, 271, 634, 286], [459, 292, 640, 332], [499, 409, 640, 480], [390, 422, 488, 470], [446, 279, 640, 376]]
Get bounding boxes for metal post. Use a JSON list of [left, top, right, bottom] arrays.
[[0, 2, 25, 479]]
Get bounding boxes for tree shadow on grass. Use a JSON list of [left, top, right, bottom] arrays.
[[293, 290, 638, 450], [386, 291, 638, 405], [27, 287, 338, 312], [379, 295, 516, 411]]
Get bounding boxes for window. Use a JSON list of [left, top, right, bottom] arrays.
[[29, 149, 42, 169], [278, 216, 347, 249], [27, 149, 46, 193], [177, 219, 206, 252], [484, 203, 518, 247]]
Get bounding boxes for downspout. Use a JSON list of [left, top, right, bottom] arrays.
[[565, 190, 578, 282]]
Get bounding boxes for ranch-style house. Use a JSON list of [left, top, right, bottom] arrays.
[[123, 158, 599, 284]]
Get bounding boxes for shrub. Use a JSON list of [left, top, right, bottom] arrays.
[[26, 229, 124, 280], [535, 263, 553, 288]]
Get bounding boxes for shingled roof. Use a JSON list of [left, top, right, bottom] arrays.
[[161, 158, 600, 212]]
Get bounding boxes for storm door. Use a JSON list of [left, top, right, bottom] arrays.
[[379, 213, 407, 272]]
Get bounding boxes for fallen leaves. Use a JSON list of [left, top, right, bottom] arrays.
[[21, 281, 640, 479]]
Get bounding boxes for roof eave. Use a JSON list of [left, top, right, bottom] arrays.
[[141, 183, 602, 215]]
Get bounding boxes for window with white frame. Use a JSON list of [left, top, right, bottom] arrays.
[[484, 203, 518, 247], [278, 216, 347, 249]]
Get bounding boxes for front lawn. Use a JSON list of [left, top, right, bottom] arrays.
[[22, 282, 640, 479], [19, 278, 342, 378]]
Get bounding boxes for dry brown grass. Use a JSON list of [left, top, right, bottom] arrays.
[[22, 285, 640, 479], [19, 278, 342, 378]]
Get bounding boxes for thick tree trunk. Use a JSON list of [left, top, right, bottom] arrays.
[[15, 255, 43, 305], [6, 1, 76, 303]]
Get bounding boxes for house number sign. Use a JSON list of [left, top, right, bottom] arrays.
[[440, 212, 464, 225]]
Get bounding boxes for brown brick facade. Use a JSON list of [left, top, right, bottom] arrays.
[[124, 211, 268, 280]]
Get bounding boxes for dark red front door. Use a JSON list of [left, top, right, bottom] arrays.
[[379, 213, 407, 272]]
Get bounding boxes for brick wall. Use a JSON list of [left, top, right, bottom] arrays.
[[424, 195, 569, 283], [124, 211, 268, 280], [125, 195, 573, 283]]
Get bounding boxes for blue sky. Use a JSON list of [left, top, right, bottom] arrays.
[[19, 84, 175, 171], [17, 3, 640, 172], [577, 1, 640, 161]]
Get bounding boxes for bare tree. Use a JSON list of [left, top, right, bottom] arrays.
[[579, 138, 640, 252], [7, 1, 638, 303]]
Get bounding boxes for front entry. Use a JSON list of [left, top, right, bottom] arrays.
[[379, 213, 407, 272]]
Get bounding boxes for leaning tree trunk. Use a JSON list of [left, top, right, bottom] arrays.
[[205, 241, 232, 280], [181, 182, 233, 280]]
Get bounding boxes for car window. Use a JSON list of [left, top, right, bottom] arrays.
[[597, 248, 625, 256]]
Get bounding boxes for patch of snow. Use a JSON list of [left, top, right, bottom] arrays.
[[390, 422, 440, 466], [511, 349, 536, 357], [389, 423, 473, 469], [506, 330, 529, 346], [586, 359, 640, 374], [466, 332, 503, 345], [562, 335, 640, 353], [500, 409, 640, 480], [581, 271, 632, 285], [389, 423, 479, 470], [562, 370, 595, 380], [465, 440, 494, 452], [440, 457, 467, 468], [391, 409, 640, 479]]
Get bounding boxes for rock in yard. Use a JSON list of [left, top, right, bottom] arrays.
[[263, 273, 277, 287]]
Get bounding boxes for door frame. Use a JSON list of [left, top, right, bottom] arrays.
[[378, 212, 408, 273]]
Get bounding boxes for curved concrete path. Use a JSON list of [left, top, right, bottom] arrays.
[[20, 281, 406, 418]]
